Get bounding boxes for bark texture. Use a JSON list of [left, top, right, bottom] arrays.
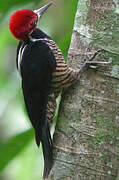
[[49, 0, 119, 179]]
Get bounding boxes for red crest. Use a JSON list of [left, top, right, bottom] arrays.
[[9, 9, 38, 41]]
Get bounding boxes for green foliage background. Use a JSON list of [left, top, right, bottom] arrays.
[[0, 0, 78, 179]]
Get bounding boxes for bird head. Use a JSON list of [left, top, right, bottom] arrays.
[[9, 2, 52, 41]]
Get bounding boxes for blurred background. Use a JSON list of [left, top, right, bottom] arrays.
[[0, 0, 78, 179]]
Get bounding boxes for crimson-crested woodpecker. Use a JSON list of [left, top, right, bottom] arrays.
[[9, 2, 111, 179]]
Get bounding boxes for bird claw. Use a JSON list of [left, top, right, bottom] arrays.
[[85, 60, 112, 67], [85, 48, 112, 68], [85, 48, 103, 61], [78, 48, 111, 76]]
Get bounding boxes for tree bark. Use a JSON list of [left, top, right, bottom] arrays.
[[49, 0, 119, 179]]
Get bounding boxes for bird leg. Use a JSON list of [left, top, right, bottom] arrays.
[[85, 48, 102, 62], [78, 48, 111, 75]]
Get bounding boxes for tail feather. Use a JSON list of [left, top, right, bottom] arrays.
[[42, 122, 53, 178], [35, 122, 53, 179]]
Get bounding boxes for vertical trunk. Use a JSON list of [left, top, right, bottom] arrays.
[[49, 0, 119, 179]]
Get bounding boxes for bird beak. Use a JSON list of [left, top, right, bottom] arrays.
[[34, 2, 52, 18]]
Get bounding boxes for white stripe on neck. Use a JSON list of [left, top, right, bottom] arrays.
[[18, 44, 27, 74]]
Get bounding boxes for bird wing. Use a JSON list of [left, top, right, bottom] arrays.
[[20, 39, 56, 130], [18, 39, 56, 178]]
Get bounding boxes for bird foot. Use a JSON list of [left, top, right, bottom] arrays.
[[85, 48, 112, 68], [78, 48, 111, 75]]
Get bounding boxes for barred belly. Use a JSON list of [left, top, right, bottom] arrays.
[[46, 39, 79, 123]]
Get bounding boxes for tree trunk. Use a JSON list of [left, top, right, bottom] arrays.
[[49, 0, 119, 179]]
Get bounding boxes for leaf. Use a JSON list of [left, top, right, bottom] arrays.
[[0, 128, 34, 172]]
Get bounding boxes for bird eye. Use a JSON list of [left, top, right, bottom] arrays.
[[30, 20, 37, 28]]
